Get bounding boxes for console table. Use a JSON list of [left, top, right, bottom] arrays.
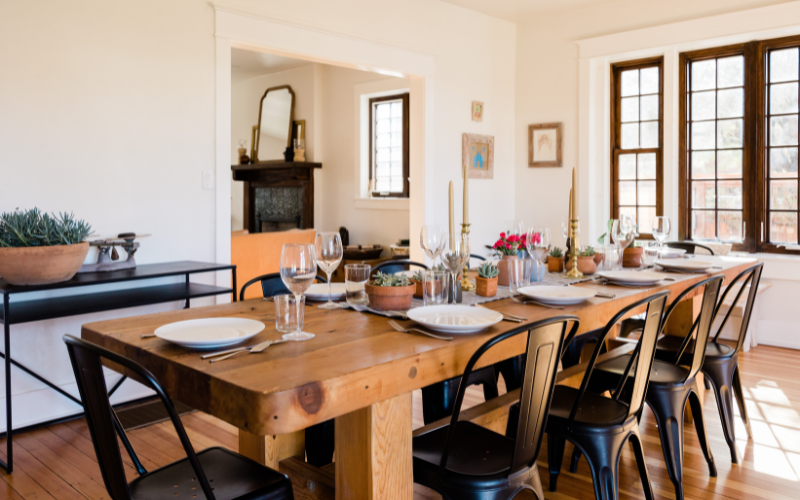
[[0, 261, 237, 472]]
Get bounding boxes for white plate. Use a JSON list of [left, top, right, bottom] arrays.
[[660, 247, 687, 258], [305, 283, 347, 301], [518, 285, 596, 305], [155, 318, 265, 349], [655, 259, 714, 272], [597, 271, 665, 285], [407, 305, 503, 334]]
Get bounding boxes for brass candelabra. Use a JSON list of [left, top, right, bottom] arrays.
[[460, 223, 475, 291], [564, 218, 584, 279]]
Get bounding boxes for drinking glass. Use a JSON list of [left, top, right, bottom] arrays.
[[642, 242, 659, 269], [526, 227, 551, 281], [280, 243, 317, 341], [441, 234, 470, 302], [508, 258, 529, 294], [274, 294, 304, 333], [345, 264, 370, 306], [315, 232, 344, 309], [422, 270, 449, 306], [504, 220, 523, 237], [652, 216, 671, 254], [420, 225, 444, 266], [612, 217, 634, 269]]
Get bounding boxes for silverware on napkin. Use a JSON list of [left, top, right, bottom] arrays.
[[388, 320, 453, 341], [208, 339, 287, 363], [511, 296, 565, 310]]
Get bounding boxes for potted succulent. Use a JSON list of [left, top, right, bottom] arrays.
[[475, 262, 499, 297], [623, 242, 644, 268], [547, 247, 564, 273], [0, 208, 92, 286], [410, 269, 425, 298], [365, 271, 416, 311], [492, 232, 527, 286], [577, 247, 598, 275]]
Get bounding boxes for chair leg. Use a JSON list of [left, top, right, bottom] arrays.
[[574, 432, 623, 500], [547, 433, 566, 492], [305, 419, 335, 467], [704, 362, 740, 463], [645, 389, 689, 500], [731, 365, 753, 440], [569, 447, 582, 473], [688, 390, 717, 477], [628, 431, 655, 500], [421, 377, 460, 425]]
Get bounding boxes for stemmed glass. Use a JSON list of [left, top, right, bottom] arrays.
[[314, 232, 344, 309], [420, 225, 444, 266], [612, 217, 635, 269], [652, 216, 671, 255], [505, 220, 523, 238], [280, 244, 317, 341], [441, 234, 470, 301], [526, 227, 551, 281]]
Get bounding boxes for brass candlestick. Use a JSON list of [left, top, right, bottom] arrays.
[[564, 218, 584, 279], [460, 223, 476, 291]]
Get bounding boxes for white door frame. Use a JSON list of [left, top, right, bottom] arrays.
[[211, 2, 436, 296]]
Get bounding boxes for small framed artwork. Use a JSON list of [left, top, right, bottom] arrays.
[[528, 122, 562, 167], [471, 101, 484, 122], [462, 133, 494, 179]]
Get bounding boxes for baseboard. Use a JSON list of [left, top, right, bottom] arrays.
[[755, 319, 800, 350]]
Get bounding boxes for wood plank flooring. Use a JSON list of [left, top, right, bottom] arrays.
[[0, 344, 798, 499]]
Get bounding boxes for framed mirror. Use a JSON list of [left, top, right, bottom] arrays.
[[254, 85, 294, 162]]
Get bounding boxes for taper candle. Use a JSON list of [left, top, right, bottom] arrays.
[[572, 167, 578, 220], [449, 181, 455, 246], [569, 188, 573, 222], [463, 162, 469, 225]]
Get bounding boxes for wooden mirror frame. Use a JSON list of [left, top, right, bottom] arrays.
[[254, 85, 295, 163]]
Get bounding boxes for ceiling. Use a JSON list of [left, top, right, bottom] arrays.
[[231, 48, 313, 77], [439, 0, 619, 21]]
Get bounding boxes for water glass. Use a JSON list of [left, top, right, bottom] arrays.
[[508, 258, 530, 294], [345, 264, 370, 306], [642, 243, 659, 269], [602, 245, 620, 271], [274, 294, 304, 333], [280, 243, 316, 341], [422, 270, 449, 306]]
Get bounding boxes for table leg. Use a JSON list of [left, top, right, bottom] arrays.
[[663, 296, 705, 421], [335, 392, 413, 500], [238, 429, 305, 470]]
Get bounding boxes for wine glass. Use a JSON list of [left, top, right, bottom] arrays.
[[612, 217, 635, 269], [280, 244, 317, 341], [420, 225, 444, 266], [314, 232, 344, 309], [526, 227, 551, 281], [652, 216, 671, 254], [441, 234, 470, 301], [504, 220, 523, 238]]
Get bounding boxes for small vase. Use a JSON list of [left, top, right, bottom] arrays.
[[497, 255, 518, 286], [623, 247, 643, 268], [547, 256, 564, 273], [475, 276, 498, 297], [410, 279, 424, 299], [577, 256, 597, 275]]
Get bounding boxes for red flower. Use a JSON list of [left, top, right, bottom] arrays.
[[499, 232, 507, 239], [505, 243, 511, 250]]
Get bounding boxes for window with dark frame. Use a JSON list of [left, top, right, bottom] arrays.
[[610, 58, 664, 237], [369, 93, 409, 198]]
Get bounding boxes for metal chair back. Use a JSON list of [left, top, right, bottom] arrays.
[[712, 263, 764, 357], [239, 272, 326, 301]]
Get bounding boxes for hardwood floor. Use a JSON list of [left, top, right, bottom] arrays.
[[1, 344, 798, 499]]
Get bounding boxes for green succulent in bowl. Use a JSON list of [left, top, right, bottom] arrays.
[[549, 247, 563, 258], [477, 262, 500, 279], [370, 271, 411, 287]]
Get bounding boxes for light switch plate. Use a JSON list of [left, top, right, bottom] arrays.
[[202, 170, 214, 189]]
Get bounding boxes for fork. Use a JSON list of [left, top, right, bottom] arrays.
[[388, 320, 453, 341], [208, 339, 287, 363], [511, 297, 565, 310]]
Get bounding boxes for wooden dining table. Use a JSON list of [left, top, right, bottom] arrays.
[[81, 255, 758, 500]]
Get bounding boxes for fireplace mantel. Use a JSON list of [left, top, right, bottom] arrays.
[[232, 161, 322, 233]]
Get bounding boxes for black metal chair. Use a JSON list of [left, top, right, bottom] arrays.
[[240, 272, 334, 467], [546, 291, 669, 500], [371, 260, 428, 275], [655, 262, 763, 464], [63, 335, 294, 500], [585, 276, 724, 500], [413, 315, 579, 500], [239, 272, 327, 301], [663, 241, 716, 255]]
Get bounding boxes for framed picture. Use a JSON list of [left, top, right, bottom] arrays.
[[462, 133, 494, 179], [528, 122, 562, 167], [471, 101, 483, 122]]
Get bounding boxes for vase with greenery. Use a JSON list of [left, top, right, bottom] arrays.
[[0, 208, 92, 285], [577, 246, 597, 275], [365, 271, 416, 310], [547, 247, 564, 273], [475, 262, 499, 297]]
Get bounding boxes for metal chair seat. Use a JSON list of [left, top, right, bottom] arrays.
[[656, 335, 733, 360], [546, 386, 629, 429], [129, 447, 292, 500], [413, 421, 515, 491], [595, 355, 690, 386]]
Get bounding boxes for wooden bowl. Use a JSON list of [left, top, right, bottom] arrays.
[[0, 242, 89, 286]]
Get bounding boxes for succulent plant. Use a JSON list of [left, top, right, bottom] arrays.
[[0, 208, 92, 248], [411, 269, 425, 281], [549, 247, 563, 258], [579, 246, 596, 257], [370, 271, 411, 287], [477, 262, 500, 279]]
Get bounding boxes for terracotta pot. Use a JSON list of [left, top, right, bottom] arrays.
[[497, 255, 518, 286], [577, 256, 597, 275], [623, 247, 643, 268], [0, 242, 89, 286], [410, 279, 424, 299], [548, 256, 564, 273], [475, 276, 498, 297], [565, 255, 574, 271], [593, 252, 604, 266], [365, 283, 416, 311]]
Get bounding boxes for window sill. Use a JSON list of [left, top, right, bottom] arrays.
[[730, 252, 800, 282], [353, 198, 410, 211]]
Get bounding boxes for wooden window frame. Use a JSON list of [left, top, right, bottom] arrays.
[[368, 93, 410, 198], [610, 57, 664, 239]]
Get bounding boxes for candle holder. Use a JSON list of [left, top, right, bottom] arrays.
[[460, 223, 476, 291], [564, 218, 584, 279]]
